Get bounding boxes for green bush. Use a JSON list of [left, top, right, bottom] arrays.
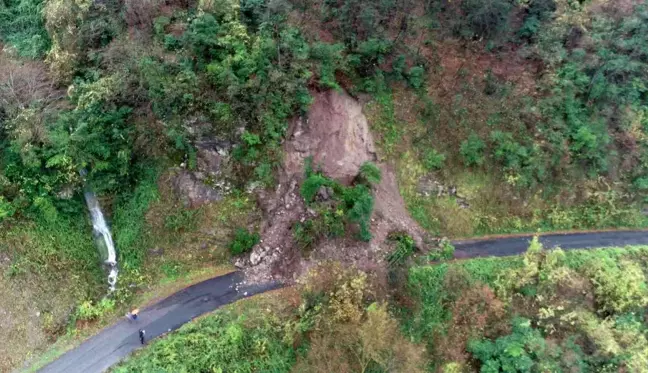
[[293, 209, 346, 251], [0, 197, 15, 221], [301, 173, 336, 203], [468, 317, 576, 373], [228, 228, 260, 255], [299, 165, 377, 242], [422, 148, 446, 171], [457, 0, 512, 39], [460, 133, 486, 167], [114, 308, 296, 372], [357, 161, 382, 186], [585, 259, 648, 315], [407, 66, 426, 89], [518, 0, 555, 41], [76, 298, 115, 321], [341, 184, 375, 241], [428, 239, 455, 261], [310, 42, 347, 89], [0, 0, 51, 58], [387, 233, 416, 266]]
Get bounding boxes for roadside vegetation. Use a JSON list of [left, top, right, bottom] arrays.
[[407, 242, 648, 372], [116, 242, 648, 372], [2, 0, 648, 371], [115, 263, 426, 373]]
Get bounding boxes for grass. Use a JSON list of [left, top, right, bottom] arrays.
[[8, 167, 261, 372], [20, 265, 235, 373], [356, 38, 648, 239], [112, 289, 298, 373], [396, 137, 648, 238], [112, 166, 162, 271], [0, 215, 104, 372], [405, 245, 648, 342], [365, 90, 403, 156]]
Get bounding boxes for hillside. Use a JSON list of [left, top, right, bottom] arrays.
[[2, 0, 648, 371]]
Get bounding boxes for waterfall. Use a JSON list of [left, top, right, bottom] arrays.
[[83, 189, 119, 292]]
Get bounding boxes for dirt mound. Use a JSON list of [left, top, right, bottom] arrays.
[[241, 90, 428, 283]]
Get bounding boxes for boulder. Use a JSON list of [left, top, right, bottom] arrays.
[[249, 246, 270, 266]]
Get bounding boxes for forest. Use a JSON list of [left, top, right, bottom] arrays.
[[2, 0, 648, 371]]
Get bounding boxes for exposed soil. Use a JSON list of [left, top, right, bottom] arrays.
[[241, 90, 428, 283]]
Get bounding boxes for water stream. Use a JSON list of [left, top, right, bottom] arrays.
[[83, 189, 118, 292]]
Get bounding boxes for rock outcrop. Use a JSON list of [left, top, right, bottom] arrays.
[[173, 141, 232, 208]]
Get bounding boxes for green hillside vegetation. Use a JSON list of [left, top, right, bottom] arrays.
[[115, 263, 426, 373], [2, 0, 648, 370], [408, 242, 648, 372], [116, 243, 648, 372]]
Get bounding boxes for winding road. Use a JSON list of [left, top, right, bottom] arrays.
[[36, 272, 280, 373], [36, 230, 648, 373], [453, 230, 648, 257]]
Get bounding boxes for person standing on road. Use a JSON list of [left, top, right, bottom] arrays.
[[126, 308, 140, 322], [138, 329, 146, 345]]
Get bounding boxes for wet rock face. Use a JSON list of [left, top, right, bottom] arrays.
[[284, 90, 377, 185]]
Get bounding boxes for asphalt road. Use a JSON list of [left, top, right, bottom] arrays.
[[36, 230, 648, 373], [37, 272, 280, 373], [453, 230, 648, 257]]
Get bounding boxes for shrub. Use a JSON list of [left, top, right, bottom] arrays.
[[295, 303, 426, 373], [348, 38, 392, 77], [387, 233, 416, 266], [301, 173, 336, 203], [293, 210, 345, 252], [457, 0, 512, 39], [341, 184, 375, 241], [585, 259, 648, 314], [76, 298, 115, 321], [0, 197, 16, 221], [468, 317, 559, 373], [358, 161, 382, 186], [228, 227, 260, 255], [293, 220, 317, 251], [0, 0, 51, 58], [429, 239, 455, 261], [114, 308, 297, 372], [300, 165, 377, 242], [407, 66, 426, 89], [460, 133, 486, 167], [310, 42, 347, 89], [422, 148, 446, 171]]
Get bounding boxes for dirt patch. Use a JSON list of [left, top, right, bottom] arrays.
[[241, 90, 428, 284], [283, 90, 377, 184]]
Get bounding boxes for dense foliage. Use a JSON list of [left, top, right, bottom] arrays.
[[4, 0, 648, 370], [116, 263, 425, 372], [408, 242, 648, 372], [296, 160, 380, 246]]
